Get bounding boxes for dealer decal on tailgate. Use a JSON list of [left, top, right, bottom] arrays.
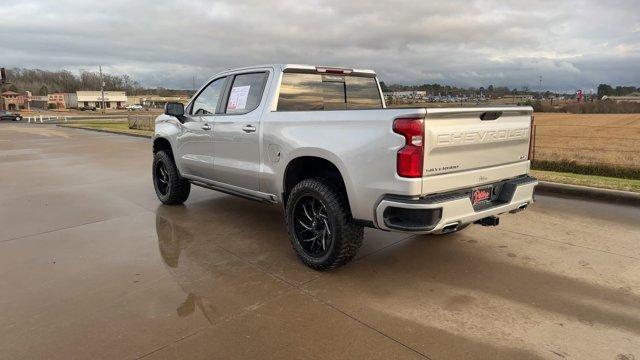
[[471, 187, 492, 206]]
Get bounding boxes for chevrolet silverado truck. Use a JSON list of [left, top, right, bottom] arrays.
[[152, 64, 537, 270]]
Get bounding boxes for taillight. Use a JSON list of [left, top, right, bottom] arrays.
[[393, 118, 424, 178], [528, 115, 535, 160]]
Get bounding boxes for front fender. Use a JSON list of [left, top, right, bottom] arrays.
[[153, 116, 184, 172]]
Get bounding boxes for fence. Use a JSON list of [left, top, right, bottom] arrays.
[[23, 113, 153, 131], [25, 114, 127, 124], [531, 120, 640, 179], [128, 114, 155, 131]]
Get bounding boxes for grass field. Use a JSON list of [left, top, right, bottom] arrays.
[[532, 113, 640, 177], [60, 122, 152, 137]]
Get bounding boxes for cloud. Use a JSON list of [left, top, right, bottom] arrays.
[[1, 0, 638, 91]]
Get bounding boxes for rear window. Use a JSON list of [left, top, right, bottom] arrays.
[[277, 72, 382, 111]]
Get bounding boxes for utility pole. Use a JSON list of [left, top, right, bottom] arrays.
[[1, 68, 6, 111], [539, 75, 543, 99], [99, 66, 105, 114], [192, 76, 196, 93]]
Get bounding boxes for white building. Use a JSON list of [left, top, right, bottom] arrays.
[[76, 91, 127, 109], [602, 93, 640, 103]]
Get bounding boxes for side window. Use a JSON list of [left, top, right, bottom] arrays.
[[191, 77, 226, 115], [225, 72, 268, 114]]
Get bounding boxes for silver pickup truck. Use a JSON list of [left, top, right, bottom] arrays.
[[152, 64, 537, 270]]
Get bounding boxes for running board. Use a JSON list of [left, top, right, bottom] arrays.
[[190, 180, 278, 204]]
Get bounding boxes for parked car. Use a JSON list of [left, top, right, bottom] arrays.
[[79, 105, 96, 111], [126, 104, 144, 111], [152, 64, 537, 270], [0, 110, 22, 121]]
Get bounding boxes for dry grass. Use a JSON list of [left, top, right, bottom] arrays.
[[532, 113, 640, 174]]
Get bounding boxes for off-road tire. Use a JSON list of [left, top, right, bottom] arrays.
[[153, 150, 191, 205], [285, 178, 364, 271]]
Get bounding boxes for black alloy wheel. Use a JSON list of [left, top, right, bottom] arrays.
[[285, 178, 364, 270], [152, 150, 190, 205], [292, 195, 333, 257], [155, 160, 170, 196]]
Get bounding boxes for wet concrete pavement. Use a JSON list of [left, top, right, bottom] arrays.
[[1, 123, 639, 359]]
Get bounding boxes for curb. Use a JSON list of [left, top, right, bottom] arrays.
[[536, 181, 640, 206], [57, 124, 152, 139]]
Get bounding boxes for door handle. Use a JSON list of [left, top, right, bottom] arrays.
[[201, 123, 211, 130], [242, 124, 256, 133]]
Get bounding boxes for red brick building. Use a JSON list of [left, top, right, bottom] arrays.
[[48, 93, 66, 109], [1, 91, 26, 110]]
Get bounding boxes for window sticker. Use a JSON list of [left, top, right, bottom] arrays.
[[227, 85, 250, 111]]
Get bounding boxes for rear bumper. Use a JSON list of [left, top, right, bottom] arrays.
[[375, 175, 537, 234]]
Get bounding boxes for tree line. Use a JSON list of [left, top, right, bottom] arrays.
[[380, 81, 524, 97], [597, 84, 638, 98], [3, 67, 636, 100], [0, 68, 191, 97], [383, 82, 639, 99]]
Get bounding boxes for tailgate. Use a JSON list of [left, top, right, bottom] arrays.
[[423, 107, 533, 176]]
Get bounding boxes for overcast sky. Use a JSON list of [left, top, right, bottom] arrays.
[[2, 0, 639, 91]]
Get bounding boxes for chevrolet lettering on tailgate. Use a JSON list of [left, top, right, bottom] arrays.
[[435, 127, 529, 147]]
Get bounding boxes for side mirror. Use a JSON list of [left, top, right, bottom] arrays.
[[164, 102, 184, 118]]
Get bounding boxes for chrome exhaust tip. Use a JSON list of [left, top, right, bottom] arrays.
[[510, 203, 529, 214], [441, 222, 459, 233]]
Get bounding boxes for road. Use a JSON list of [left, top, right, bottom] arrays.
[[1, 123, 639, 360]]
